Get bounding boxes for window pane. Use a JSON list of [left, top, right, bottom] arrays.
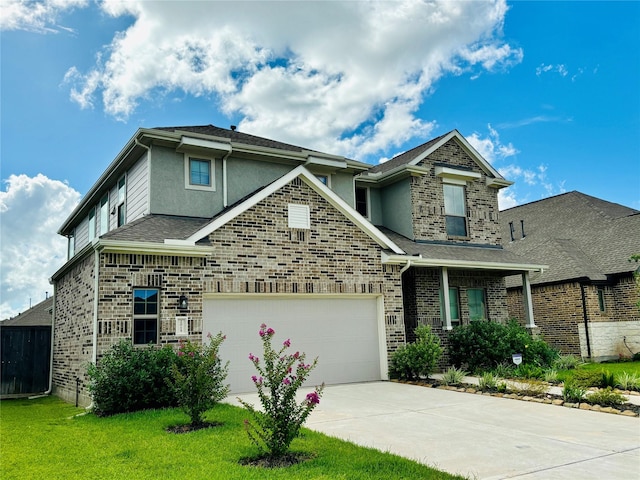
[[449, 287, 460, 320], [133, 289, 158, 315], [355, 187, 368, 217], [468, 289, 486, 321], [444, 184, 465, 216], [446, 216, 467, 236], [134, 319, 157, 344], [88, 209, 96, 241], [99, 195, 109, 235], [190, 159, 210, 186]]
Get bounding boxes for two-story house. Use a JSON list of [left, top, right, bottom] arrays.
[[51, 125, 544, 405]]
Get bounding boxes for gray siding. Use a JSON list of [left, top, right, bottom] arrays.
[[329, 172, 356, 207], [149, 146, 224, 217], [127, 154, 149, 223], [369, 187, 383, 225], [381, 179, 413, 239], [226, 157, 292, 205], [75, 215, 90, 251]]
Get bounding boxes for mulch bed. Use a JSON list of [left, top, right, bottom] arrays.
[[239, 452, 314, 468], [394, 378, 640, 417], [166, 421, 223, 434]]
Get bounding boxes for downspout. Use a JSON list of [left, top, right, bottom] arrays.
[[222, 150, 232, 208], [86, 245, 100, 410], [41, 283, 56, 396], [580, 283, 592, 359]]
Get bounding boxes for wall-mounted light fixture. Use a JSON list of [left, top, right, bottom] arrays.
[[178, 295, 188, 310]]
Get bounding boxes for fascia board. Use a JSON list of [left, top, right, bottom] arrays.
[[177, 136, 231, 153], [305, 156, 348, 169], [181, 165, 405, 254], [382, 252, 547, 273], [435, 166, 482, 182]]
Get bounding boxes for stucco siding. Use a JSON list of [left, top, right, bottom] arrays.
[[226, 157, 292, 205], [381, 179, 413, 238]]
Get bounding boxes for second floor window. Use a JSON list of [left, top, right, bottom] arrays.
[[355, 187, 368, 218], [444, 184, 467, 237], [88, 208, 96, 241], [117, 176, 126, 227], [190, 158, 211, 186], [99, 194, 109, 235]]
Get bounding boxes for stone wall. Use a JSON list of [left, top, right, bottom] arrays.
[[579, 321, 640, 361], [411, 139, 502, 245]]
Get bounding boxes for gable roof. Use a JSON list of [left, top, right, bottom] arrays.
[[1, 297, 53, 326], [168, 165, 404, 254], [363, 130, 510, 187], [500, 191, 640, 286]]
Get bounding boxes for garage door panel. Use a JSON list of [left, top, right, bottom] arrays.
[[203, 296, 381, 393]]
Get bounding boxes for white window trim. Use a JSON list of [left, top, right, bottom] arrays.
[[184, 154, 215, 192]]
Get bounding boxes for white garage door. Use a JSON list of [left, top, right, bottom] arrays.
[[202, 295, 384, 393]]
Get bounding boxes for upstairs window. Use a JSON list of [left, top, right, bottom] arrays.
[[99, 194, 109, 235], [185, 156, 215, 191], [133, 288, 159, 345], [355, 187, 369, 218], [67, 233, 75, 259], [444, 184, 467, 237], [88, 208, 96, 241], [117, 176, 126, 227]]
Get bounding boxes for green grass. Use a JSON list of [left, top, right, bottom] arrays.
[[0, 396, 462, 480], [556, 361, 640, 384]]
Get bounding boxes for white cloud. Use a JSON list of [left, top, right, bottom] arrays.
[[466, 124, 518, 164], [62, 0, 521, 161], [0, 0, 87, 33], [0, 174, 80, 319]]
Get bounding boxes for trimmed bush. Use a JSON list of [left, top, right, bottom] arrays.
[[389, 325, 442, 381], [87, 340, 178, 416], [448, 320, 558, 373], [586, 387, 626, 407], [562, 381, 586, 403]]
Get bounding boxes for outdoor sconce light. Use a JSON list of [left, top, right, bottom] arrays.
[[178, 295, 188, 310]]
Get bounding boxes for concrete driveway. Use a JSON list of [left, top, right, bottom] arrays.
[[233, 381, 640, 479]]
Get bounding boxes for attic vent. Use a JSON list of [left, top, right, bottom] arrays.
[[288, 204, 310, 229]]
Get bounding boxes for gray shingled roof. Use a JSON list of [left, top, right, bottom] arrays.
[[500, 191, 640, 286], [154, 125, 318, 155], [367, 132, 449, 174], [101, 214, 212, 243], [1, 297, 53, 326], [381, 228, 539, 270]]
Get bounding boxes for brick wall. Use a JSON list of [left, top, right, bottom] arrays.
[[52, 254, 95, 405], [411, 139, 502, 245], [404, 267, 510, 367], [54, 177, 405, 405], [507, 276, 640, 358]]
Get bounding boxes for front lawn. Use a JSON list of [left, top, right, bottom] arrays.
[[1, 396, 462, 480], [557, 361, 640, 384]]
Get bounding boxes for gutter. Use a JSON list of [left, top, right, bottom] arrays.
[[222, 149, 232, 208], [382, 251, 547, 273]]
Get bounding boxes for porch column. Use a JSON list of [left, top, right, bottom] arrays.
[[441, 267, 453, 331], [522, 271, 536, 328]]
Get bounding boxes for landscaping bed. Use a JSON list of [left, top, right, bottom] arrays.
[[392, 378, 640, 417]]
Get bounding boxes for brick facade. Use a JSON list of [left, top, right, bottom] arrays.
[[403, 267, 509, 366], [53, 178, 405, 405], [411, 139, 502, 245], [507, 275, 640, 359]]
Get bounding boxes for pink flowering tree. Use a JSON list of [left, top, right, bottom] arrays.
[[238, 323, 324, 457], [169, 332, 230, 427]]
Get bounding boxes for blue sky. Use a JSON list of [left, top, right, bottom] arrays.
[[1, 0, 639, 317]]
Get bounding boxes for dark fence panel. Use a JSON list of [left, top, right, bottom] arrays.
[[1, 326, 51, 395]]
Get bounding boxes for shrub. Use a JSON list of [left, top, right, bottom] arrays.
[[513, 363, 544, 380], [543, 369, 559, 384], [562, 381, 587, 403], [510, 379, 547, 397], [238, 323, 324, 458], [478, 372, 501, 391], [87, 340, 177, 416], [167, 333, 230, 427], [616, 372, 640, 391], [601, 371, 615, 389], [492, 362, 515, 379], [554, 355, 582, 370], [440, 367, 467, 386], [571, 369, 603, 388], [448, 320, 558, 372], [585, 387, 627, 407], [389, 325, 442, 381]]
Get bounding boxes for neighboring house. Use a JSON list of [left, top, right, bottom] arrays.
[[500, 191, 640, 361], [1, 297, 53, 397], [51, 125, 544, 405]]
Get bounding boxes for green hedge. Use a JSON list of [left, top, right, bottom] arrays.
[[447, 320, 558, 373]]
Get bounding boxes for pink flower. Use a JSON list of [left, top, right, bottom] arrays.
[[306, 392, 320, 405], [293, 351, 300, 359], [249, 353, 259, 364], [266, 327, 275, 336], [283, 378, 291, 385], [188, 351, 195, 357], [177, 351, 184, 357], [283, 338, 291, 348], [260, 323, 267, 329]]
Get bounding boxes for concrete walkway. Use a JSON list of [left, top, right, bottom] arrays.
[[232, 381, 640, 479]]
